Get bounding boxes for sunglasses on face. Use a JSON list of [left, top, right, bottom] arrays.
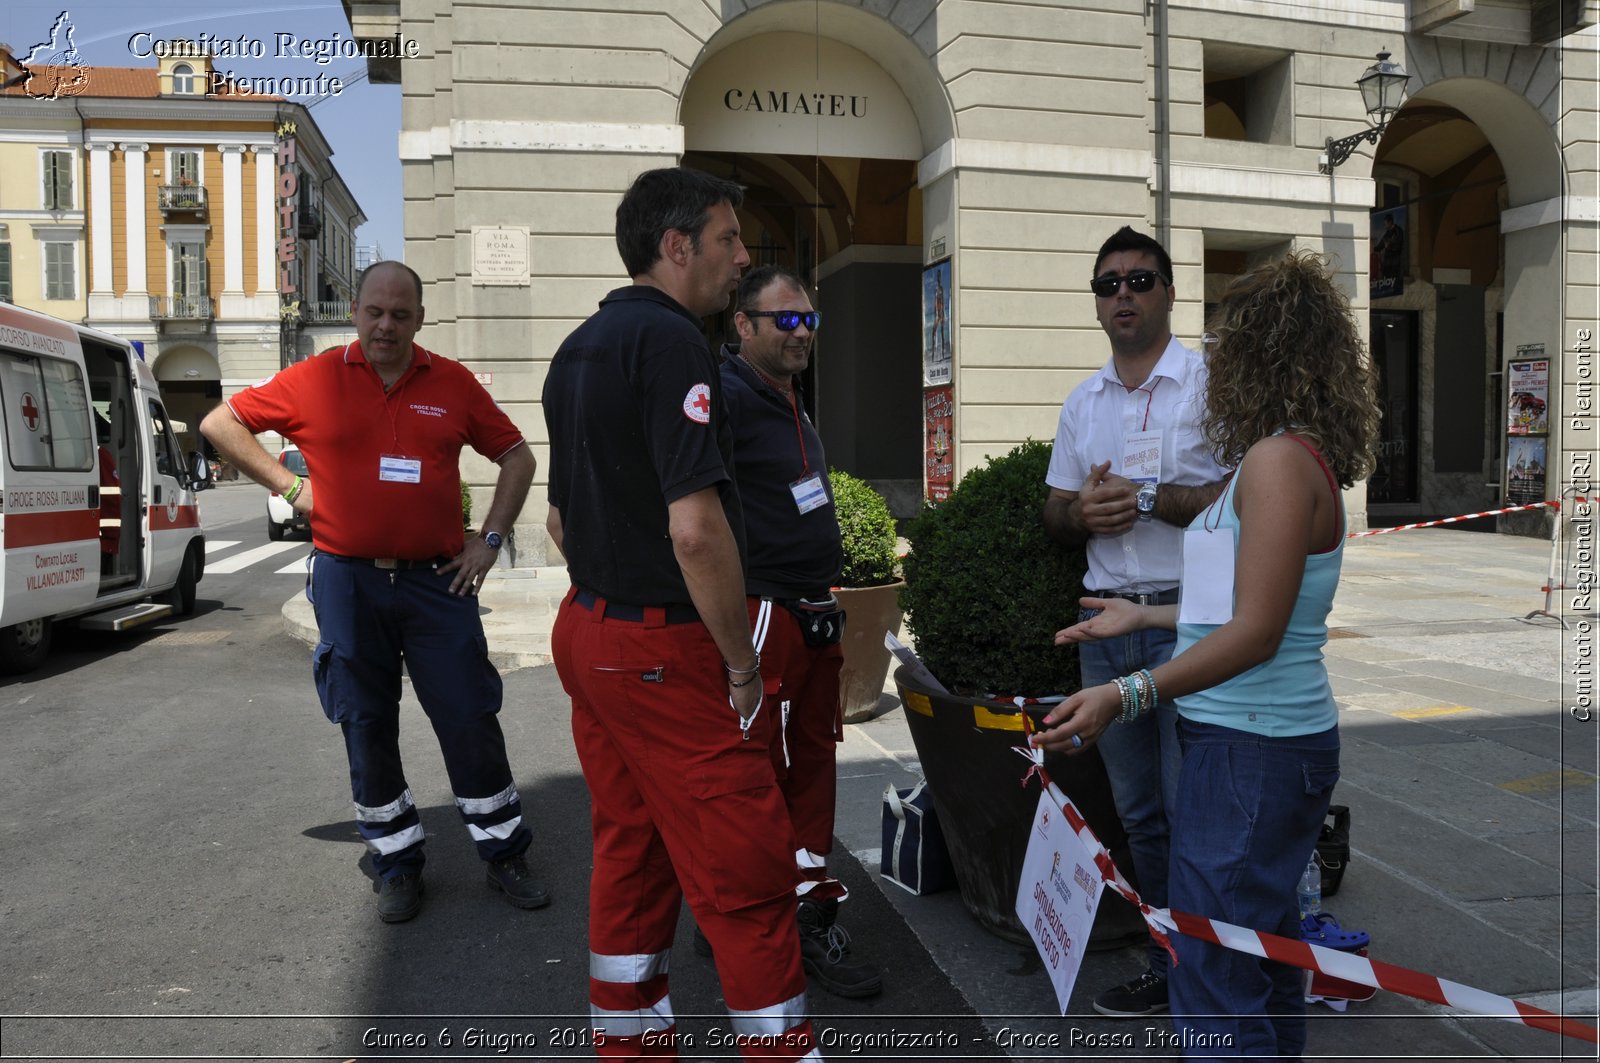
[[1089, 269, 1169, 297], [745, 310, 821, 331]]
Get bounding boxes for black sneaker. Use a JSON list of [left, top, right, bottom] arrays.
[[797, 899, 883, 999], [1092, 970, 1168, 1017], [377, 872, 424, 923], [485, 856, 552, 909]]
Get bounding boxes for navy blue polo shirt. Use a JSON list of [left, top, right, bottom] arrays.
[[720, 346, 842, 599], [543, 285, 744, 606]]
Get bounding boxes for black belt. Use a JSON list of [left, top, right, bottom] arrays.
[[1090, 587, 1180, 606], [573, 588, 700, 625], [321, 552, 446, 571]]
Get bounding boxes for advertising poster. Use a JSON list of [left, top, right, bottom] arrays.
[[1015, 790, 1103, 1014], [922, 259, 952, 387], [1507, 350, 1549, 436], [1506, 437, 1547, 506], [924, 386, 953, 502], [1370, 205, 1407, 300]]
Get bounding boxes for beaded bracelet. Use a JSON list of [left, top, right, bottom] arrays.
[[283, 475, 304, 505], [1137, 668, 1159, 712], [727, 672, 759, 689], [1113, 676, 1134, 721]]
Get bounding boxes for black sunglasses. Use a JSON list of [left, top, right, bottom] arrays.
[[1089, 269, 1169, 297], [745, 310, 820, 331]]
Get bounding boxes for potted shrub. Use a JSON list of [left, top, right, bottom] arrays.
[[829, 468, 903, 722], [896, 440, 1140, 946]]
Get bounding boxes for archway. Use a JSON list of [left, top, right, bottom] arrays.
[[1367, 71, 1566, 529], [152, 345, 220, 457], [680, 2, 954, 514]]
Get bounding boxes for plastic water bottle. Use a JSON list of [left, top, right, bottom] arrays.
[[1297, 857, 1322, 919]]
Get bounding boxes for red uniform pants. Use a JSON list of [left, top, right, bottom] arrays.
[[553, 589, 819, 1062], [748, 598, 846, 901]]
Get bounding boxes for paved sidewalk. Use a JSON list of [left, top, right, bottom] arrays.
[[283, 527, 1599, 1059]]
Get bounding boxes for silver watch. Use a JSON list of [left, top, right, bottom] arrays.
[[1136, 482, 1158, 522]]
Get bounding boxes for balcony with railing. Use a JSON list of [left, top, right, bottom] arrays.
[[299, 300, 351, 324], [297, 198, 322, 239], [149, 294, 214, 326], [157, 183, 207, 213]]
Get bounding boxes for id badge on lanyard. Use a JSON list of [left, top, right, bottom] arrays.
[[1123, 430, 1163, 484], [1178, 522, 1236, 625], [791, 473, 828, 515], [379, 454, 422, 484]]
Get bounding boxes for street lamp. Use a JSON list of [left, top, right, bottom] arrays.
[[1319, 51, 1411, 174]]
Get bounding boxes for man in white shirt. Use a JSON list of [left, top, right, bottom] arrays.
[[1043, 226, 1227, 1018]]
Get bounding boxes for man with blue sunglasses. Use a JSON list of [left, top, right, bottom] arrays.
[[1042, 226, 1227, 1020]]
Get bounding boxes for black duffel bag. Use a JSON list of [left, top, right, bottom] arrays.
[[1317, 804, 1351, 896]]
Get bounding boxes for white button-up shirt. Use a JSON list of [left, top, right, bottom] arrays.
[[1046, 335, 1228, 593]]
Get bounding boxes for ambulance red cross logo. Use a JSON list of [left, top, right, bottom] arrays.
[[682, 382, 712, 424], [20, 392, 41, 432]]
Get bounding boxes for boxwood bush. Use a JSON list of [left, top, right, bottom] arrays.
[[831, 468, 899, 588], [899, 440, 1087, 697]]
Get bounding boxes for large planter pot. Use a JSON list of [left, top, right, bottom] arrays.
[[836, 580, 904, 722], [893, 664, 1147, 948]]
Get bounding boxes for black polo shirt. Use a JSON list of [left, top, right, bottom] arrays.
[[544, 286, 744, 606], [720, 345, 842, 600]]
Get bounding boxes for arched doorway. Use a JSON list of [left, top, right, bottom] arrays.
[[152, 345, 221, 458], [680, 5, 954, 515], [1367, 69, 1566, 532]]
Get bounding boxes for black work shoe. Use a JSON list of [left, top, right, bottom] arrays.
[[486, 856, 552, 909], [692, 925, 713, 958], [1092, 970, 1168, 1017], [797, 899, 883, 999], [377, 872, 424, 923]]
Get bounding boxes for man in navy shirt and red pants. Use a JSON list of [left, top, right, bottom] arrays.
[[544, 168, 820, 1062], [711, 265, 881, 999], [202, 261, 548, 924]]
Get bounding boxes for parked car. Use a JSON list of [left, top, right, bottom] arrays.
[[266, 445, 310, 541]]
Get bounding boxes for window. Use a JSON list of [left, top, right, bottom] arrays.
[[42, 150, 74, 210], [172, 63, 195, 94], [149, 400, 183, 476], [172, 241, 206, 315], [1203, 43, 1293, 145], [0, 352, 93, 472], [43, 242, 76, 300], [169, 150, 202, 208], [0, 242, 11, 304]]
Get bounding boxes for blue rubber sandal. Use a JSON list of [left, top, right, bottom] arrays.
[[1300, 912, 1370, 951]]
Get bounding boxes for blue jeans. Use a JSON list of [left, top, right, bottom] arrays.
[[1077, 610, 1181, 977], [1168, 718, 1340, 1060]]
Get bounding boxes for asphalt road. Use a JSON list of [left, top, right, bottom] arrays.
[[1, 483, 994, 1061]]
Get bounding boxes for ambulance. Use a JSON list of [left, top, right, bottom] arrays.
[[0, 302, 212, 674]]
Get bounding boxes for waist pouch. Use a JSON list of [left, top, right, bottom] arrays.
[[780, 595, 847, 647]]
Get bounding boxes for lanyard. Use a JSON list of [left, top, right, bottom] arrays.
[[742, 356, 810, 477], [349, 341, 405, 450], [1122, 375, 1160, 432]]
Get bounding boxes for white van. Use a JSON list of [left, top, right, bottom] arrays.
[[0, 302, 212, 674]]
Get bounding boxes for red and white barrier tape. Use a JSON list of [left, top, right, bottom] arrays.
[[1016, 749, 1599, 1045], [1347, 499, 1562, 537]]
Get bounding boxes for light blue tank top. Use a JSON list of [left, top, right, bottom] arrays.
[[1173, 445, 1344, 737]]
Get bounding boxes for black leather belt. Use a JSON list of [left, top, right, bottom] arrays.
[[1090, 587, 1180, 605], [321, 552, 446, 571], [573, 588, 700, 625]]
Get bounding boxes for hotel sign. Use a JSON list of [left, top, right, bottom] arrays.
[[276, 120, 299, 297]]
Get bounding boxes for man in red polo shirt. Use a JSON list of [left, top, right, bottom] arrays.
[[201, 261, 546, 924]]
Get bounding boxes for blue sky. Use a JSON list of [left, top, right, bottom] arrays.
[[2, 1, 403, 258]]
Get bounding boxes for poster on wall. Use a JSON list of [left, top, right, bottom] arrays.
[[922, 259, 952, 387], [1507, 348, 1549, 436], [924, 386, 954, 503], [1506, 436, 1547, 506], [1370, 206, 1406, 300]]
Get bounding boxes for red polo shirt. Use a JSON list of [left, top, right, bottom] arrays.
[[227, 342, 524, 560]]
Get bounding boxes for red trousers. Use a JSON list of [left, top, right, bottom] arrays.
[[748, 598, 846, 902], [553, 589, 818, 1062]]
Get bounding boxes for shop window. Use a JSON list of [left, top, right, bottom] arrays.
[[1203, 43, 1293, 145]]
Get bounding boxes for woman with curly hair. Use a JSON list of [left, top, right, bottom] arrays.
[[1033, 251, 1380, 1058]]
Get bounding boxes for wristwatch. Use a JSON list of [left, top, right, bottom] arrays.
[[1135, 483, 1158, 522], [481, 530, 504, 549]]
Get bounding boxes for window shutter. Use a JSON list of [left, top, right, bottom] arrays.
[[0, 244, 11, 303]]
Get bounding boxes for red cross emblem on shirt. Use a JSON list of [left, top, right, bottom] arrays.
[[20, 392, 40, 432], [682, 382, 712, 424]]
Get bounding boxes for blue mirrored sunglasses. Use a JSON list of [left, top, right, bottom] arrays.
[[746, 310, 821, 331]]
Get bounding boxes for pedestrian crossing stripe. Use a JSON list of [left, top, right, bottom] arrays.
[[206, 540, 305, 574]]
